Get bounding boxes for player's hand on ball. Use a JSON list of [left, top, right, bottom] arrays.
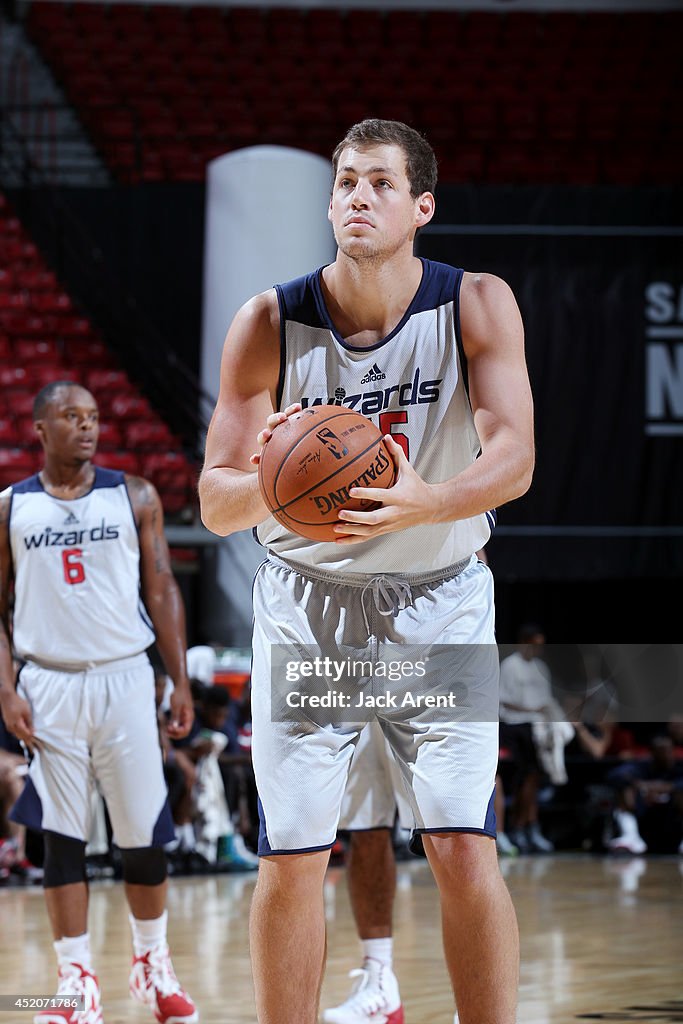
[[333, 435, 436, 544], [249, 403, 302, 466]]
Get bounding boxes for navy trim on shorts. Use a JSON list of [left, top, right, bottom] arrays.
[[413, 788, 497, 841], [9, 774, 43, 831], [151, 795, 176, 847], [257, 796, 335, 857], [414, 826, 497, 840]]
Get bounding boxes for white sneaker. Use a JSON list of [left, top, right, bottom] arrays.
[[607, 810, 647, 855], [322, 960, 404, 1024], [495, 831, 519, 857], [34, 962, 103, 1024], [217, 833, 259, 871], [526, 823, 554, 853]]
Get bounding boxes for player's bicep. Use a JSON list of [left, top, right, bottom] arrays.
[[127, 477, 171, 582], [461, 274, 534, 449], [202, 295, 280, 475]]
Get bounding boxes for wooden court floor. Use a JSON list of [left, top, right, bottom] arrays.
[[1, 855, 681, 1023]]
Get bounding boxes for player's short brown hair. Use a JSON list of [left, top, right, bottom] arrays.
[[331, 119, 438, 198]]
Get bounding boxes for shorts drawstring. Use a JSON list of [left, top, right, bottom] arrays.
[[360, 576, 414, 637]]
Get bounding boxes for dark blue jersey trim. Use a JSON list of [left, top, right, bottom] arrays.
[[275, 258, 464, 355], [12, 466, 125, 497], [92, 467, 126, 490], [274, 284, 289, 409], [454, 268, 470, 401], [10, 474, 42, 495], [275, 269, 328, 330]]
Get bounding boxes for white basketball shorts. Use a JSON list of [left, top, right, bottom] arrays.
[[11, 653, 174, 848], [251, 553, 499, 855], [338, 719, 413, 831]]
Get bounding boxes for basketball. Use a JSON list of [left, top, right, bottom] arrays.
[[257, 405, 396, 542]]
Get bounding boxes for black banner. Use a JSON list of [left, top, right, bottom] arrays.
[[419, 185, 683, 580]]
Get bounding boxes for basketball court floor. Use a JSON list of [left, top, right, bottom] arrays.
[[1, 854, 681, 1023]]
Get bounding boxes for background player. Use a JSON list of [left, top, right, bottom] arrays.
[[0, 381, 197, 1024], [323, 721, 418, 1024], [199, 118, 535, 1024]]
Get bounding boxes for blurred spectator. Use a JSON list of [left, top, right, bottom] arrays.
[[154, 670, 197, 857], [174, 684, 258, 870], [186, 644, 218, 687], [499, 624, 573, 853], [606, 734, 683, 855], [0, 710, 42, 883]]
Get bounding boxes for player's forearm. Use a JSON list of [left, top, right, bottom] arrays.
[[146, 581, 190, 687], [199, 467, 270, 536], [0, 624, 15, 698], [429, 438, 533, 525]]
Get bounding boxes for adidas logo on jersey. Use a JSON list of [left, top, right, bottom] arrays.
[[63, 510, 79, 525], [360, 363, 386, 384]]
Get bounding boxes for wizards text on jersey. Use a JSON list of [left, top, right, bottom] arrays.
[[300, 367, 442, 416], [23, 520, 120, 549]]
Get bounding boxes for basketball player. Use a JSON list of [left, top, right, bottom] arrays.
[[0, 382, 197, 1024], [199, 119, 535, 1024]]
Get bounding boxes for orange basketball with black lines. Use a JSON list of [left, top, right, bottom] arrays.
[[257, 405, 396, 542]]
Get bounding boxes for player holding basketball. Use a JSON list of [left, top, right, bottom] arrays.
[[0, 382, 197, 1024], [199, 119, 534, 1024]]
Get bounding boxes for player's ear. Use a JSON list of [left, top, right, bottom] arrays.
[[327, 196, 334, 222], [415, 192, 435, 229], [33, 419, 46, 446]]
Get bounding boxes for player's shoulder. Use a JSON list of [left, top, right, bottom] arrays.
[[461, 271, 517, 309], [124, 474, 159, 504], [233, 287, 280, 338], [460, 271, 522, 348], [0, 486, 11, 526]]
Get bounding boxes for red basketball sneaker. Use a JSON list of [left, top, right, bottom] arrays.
[[33, 962, 102, 1024], [129, 944, 197, 1024]]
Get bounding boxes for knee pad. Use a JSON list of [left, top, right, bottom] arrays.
[[120, 846, 167, 886], [43, 831, 87, 888]]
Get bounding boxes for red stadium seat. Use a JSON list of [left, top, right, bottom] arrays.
[[109, 393, 154, 420], [14, 338, 62, 364], [125, 420, 173, 449], [0, 448, 36, 489], [93, 451, 140, 475], [95, 422, 124, 449], [0, 418, 20, 445], [86, 369, 134, 394]]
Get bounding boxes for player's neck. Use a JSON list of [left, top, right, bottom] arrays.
[[40, 458, 95, 498], [322, 253, 423, 346]]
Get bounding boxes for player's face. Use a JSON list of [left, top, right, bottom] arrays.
[[329, 143, 434, 262], [35, 386, 100, 462]]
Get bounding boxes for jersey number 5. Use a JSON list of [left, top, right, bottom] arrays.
[[379, 411, 409, 459], [62, 548, 85, 585]]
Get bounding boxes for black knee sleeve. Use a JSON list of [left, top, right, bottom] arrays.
[[43, 831, 87, 888], [121, 846, 167, 886]]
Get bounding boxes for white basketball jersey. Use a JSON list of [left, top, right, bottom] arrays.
[[9, 467, 154, 669], [256, 258, 494, 573]]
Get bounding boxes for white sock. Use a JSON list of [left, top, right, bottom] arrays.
[[54, 933, 92, 972], [362, 937, 393, 969], [129, 910, 168, 957]]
